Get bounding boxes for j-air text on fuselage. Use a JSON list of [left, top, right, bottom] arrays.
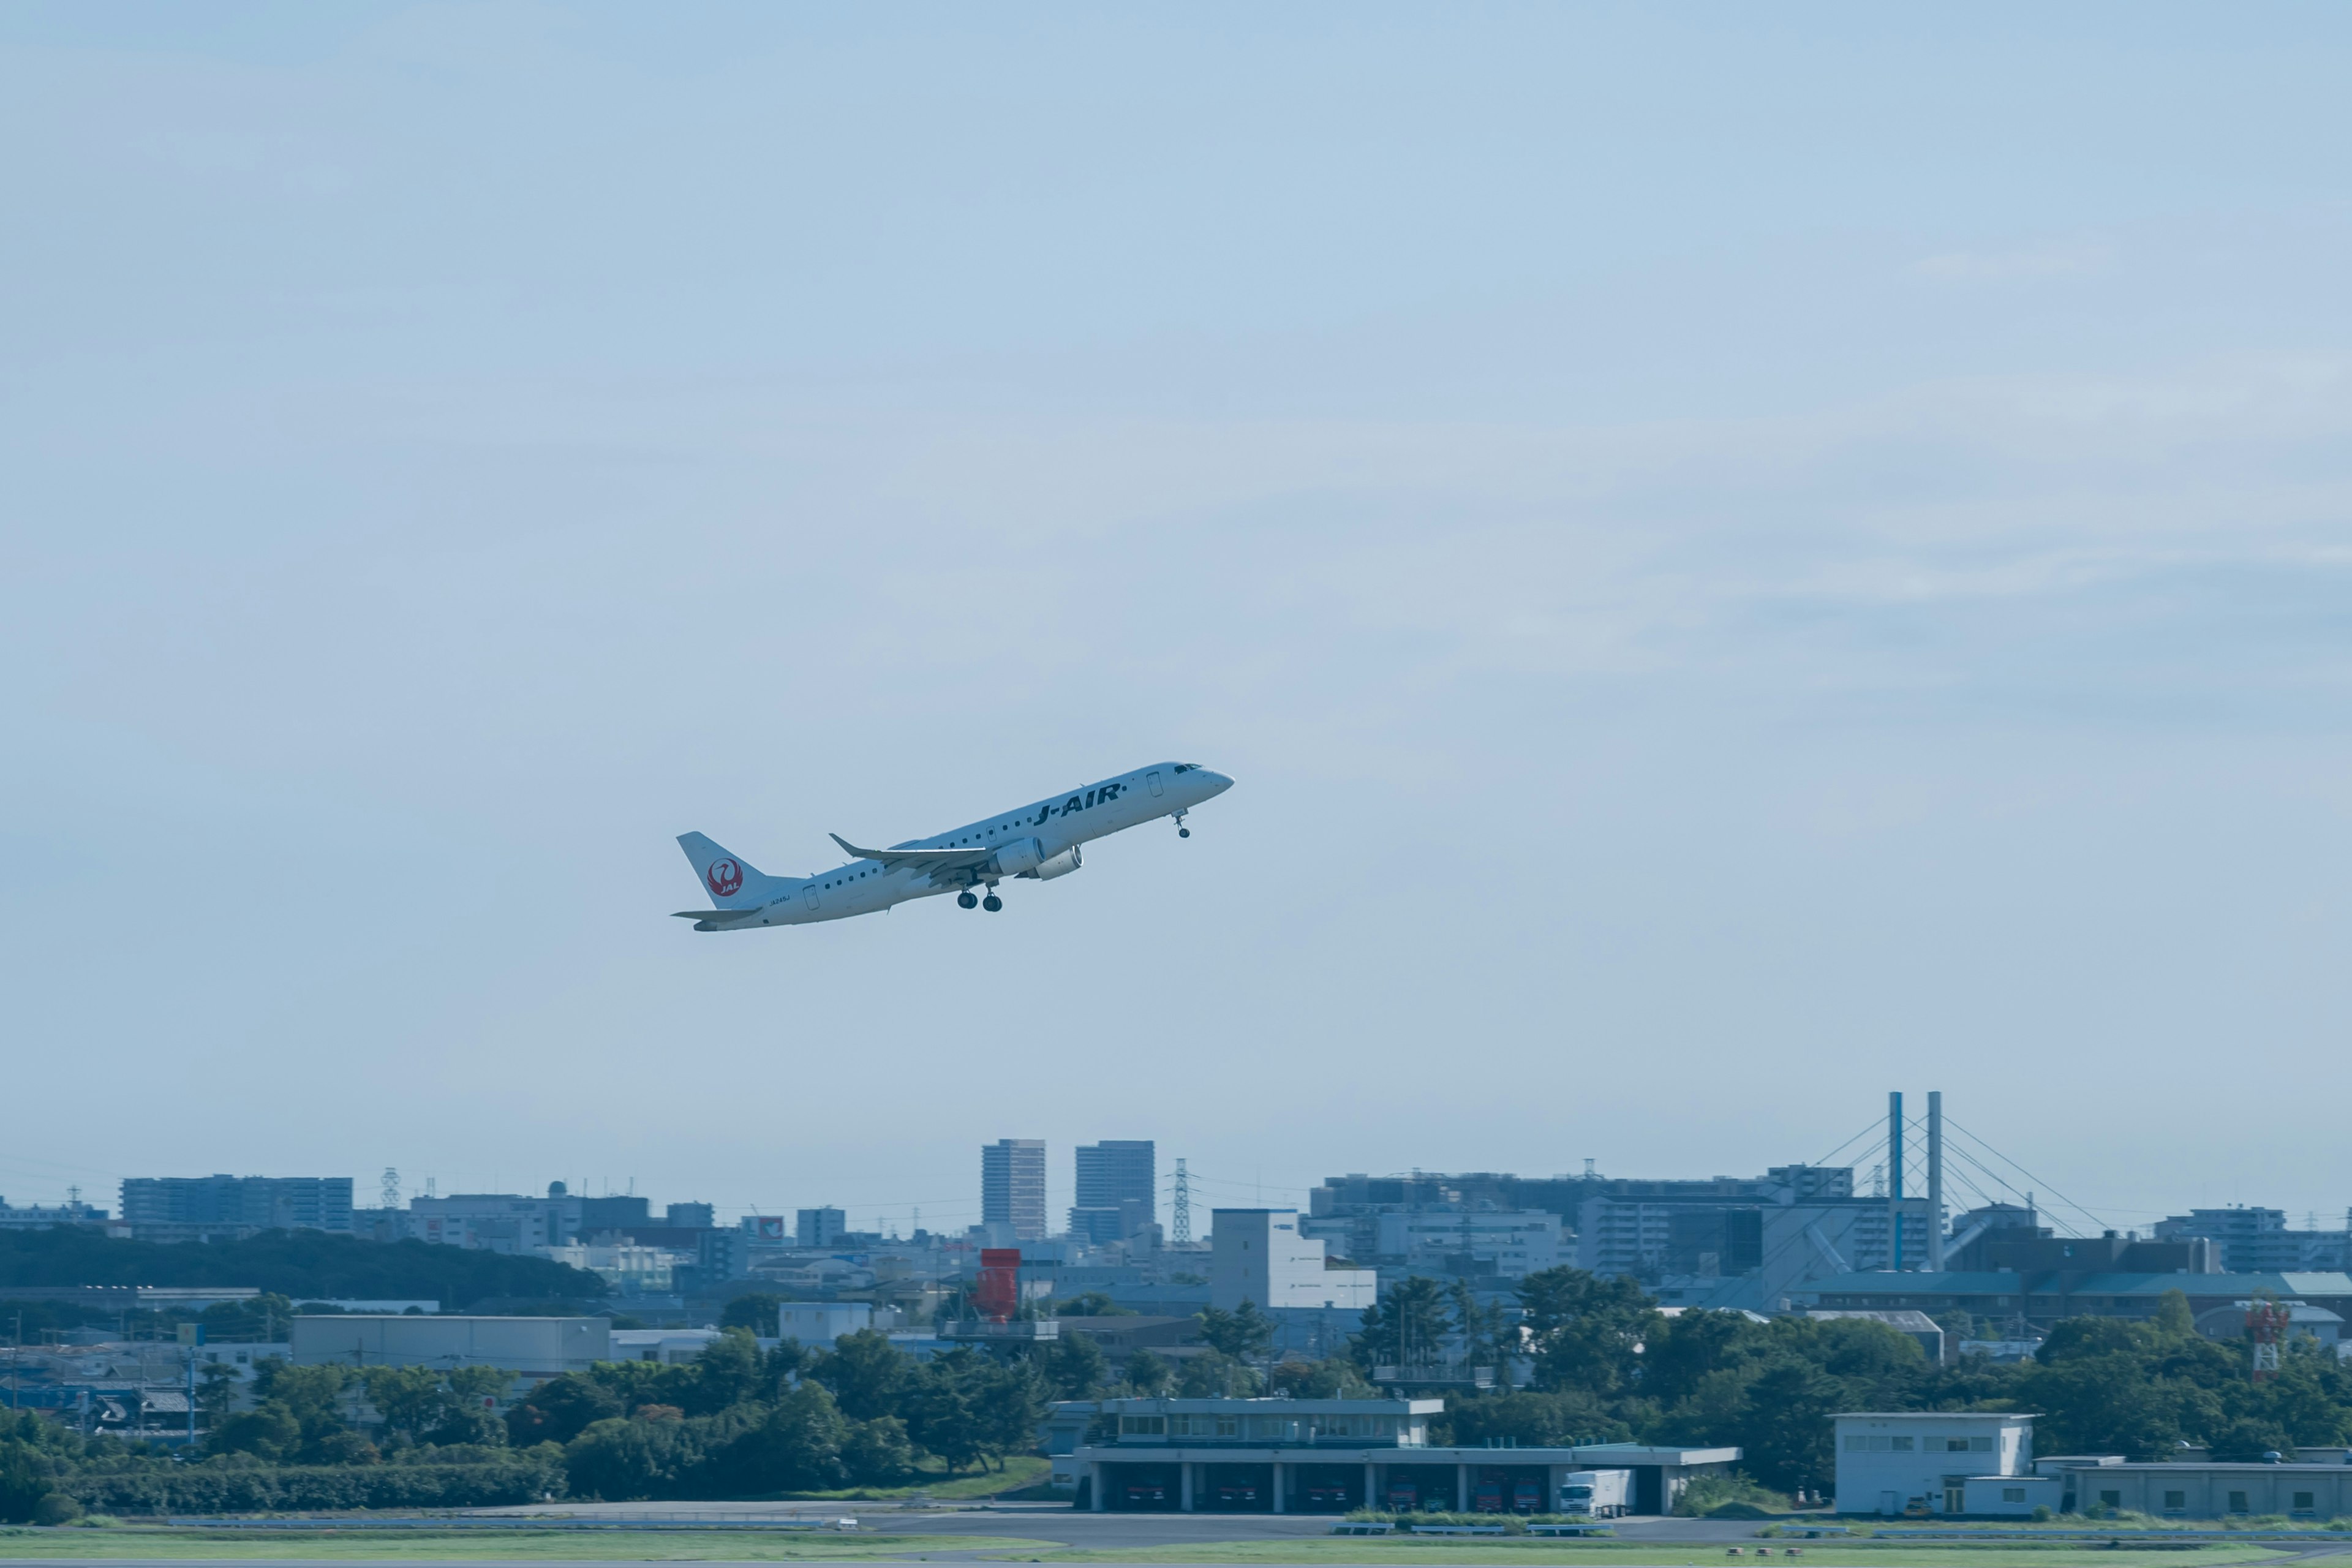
[[671, 762, 1234, 931]]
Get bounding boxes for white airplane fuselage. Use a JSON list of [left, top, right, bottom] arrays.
[[676, 761, 1232, 931]]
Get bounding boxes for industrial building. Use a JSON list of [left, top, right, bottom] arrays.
[[119, 1175, 353, 1239], [1836, 1412, 2352, 1520], [983, 1139, 1049, 1243], [1806, 1269, 2352, 1334], [2157, 1207, 2352, 1274], [1374, 1210, 1562, 1279], [1210, 1210, 1377, 1311], [290, 1314, 610, 1379], [2043, 1453, 2352, 1518], [1073, 1396, 1738, 1513]]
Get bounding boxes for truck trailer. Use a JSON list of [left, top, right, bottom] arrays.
[[1558, 1469, 1634, 1518]]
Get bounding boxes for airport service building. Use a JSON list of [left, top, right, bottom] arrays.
[[1071, 1396, 1736, 1513]]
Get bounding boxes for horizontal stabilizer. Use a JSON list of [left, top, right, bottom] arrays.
[[672, 908, 761, 922]]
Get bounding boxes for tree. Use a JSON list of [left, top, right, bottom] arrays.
[[1447, 1281, 1511, 1373], [208, 1400, 301, 1460], [1354, 1276, 1452, 1372], [720, 1293, 785, 1334], [704, 1380, 848, 1495], [840, 1414, 914, 1485], [1125, 1348, 1172, 1395], [1197, 1300, 1275, 1362], [361, 1365, 450, 1444], [0, 1439, 51, 1525], [973, 1360, 1046, 1471], [1177, 1350, 1259, 1398], [683, 1330, 764, 1415], [2154, 1288, 2196, 1338], [508, 1374, 624, 1445], [195, 1361, 241, 1430], [1515, 1266, 1660, 1396], [1055, 1292, 1136, 1317], [1270, 1356, 1377, 1399], [813, 1329, 910, 1421], [1036, 1329, 1110, 1400], [903, 1359, 986, 1475]]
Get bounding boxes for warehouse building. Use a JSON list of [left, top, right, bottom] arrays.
[[1072, 1396, 1736, 1513], [2043, 1453, 2352, 1519], [291, 1314, 609, 1379]]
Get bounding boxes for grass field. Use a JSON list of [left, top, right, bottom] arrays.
[[1005, 1543, 2320, 1566], [0, 1529, 1058, 1561]]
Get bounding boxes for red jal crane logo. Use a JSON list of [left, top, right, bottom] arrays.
[[706, 859, 743, 897]]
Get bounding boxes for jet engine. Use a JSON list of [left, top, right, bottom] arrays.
[[992, 837, 1046, 876], [1031, 846, 1082, 880]]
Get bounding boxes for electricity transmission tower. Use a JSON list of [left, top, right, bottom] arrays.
[[1172, 1159, 1192, 1245]]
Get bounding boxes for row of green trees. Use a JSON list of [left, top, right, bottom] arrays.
[[1384, 1266, 2352, 1494]]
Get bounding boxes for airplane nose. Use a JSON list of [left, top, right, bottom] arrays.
[[1202, 771, 1234, 795]]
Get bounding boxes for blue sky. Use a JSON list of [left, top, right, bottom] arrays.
[[5, 5, 2351, 1236]]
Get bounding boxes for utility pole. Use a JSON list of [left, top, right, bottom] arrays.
[[1927, 1090, 1945, 1272]]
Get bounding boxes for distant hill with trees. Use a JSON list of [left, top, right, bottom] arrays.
[[0, 1227, 605, 1310]]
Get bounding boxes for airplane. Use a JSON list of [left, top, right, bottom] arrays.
[[672, 761, 1234, 931]]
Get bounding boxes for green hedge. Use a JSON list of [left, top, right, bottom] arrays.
[[59, 1455, 565, 1514]]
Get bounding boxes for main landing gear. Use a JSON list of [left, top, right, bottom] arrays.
[[957, 891, 978, 909], [1174, 809, 1191, 839], [982, 892, 1003, 913], [959, 886, 1006, 913]]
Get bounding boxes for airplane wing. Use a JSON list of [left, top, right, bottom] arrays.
[[829, 833, 997, 871], [672, 908, 763, 923]]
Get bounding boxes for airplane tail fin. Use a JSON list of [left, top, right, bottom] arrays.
[[676, 832, 786, 910]]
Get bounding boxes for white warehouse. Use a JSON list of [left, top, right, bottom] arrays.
[[1210, 1210, 1377, 1311], [1833, 1412, 2056, 1517]]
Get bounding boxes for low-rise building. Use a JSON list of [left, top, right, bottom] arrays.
[[1072, 1396, 1736, 1513], [1805, 1271, 2352, 1335], [290, 1314, 609, 1379], [2042, 1454, 2352, 1518], [1834, 1411, 2051, 1517]]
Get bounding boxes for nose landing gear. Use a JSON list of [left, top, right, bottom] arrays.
[[1174, 809, 1191, 839]]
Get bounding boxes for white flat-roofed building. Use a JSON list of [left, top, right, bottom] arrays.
[[290, 1314, 609, 1381], [1211, 1210, 1377, 1311], [1834, 1411, 2052, 1517], [778, 1302, 876, 1344]]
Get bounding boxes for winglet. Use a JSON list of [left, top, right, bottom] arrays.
[[829, 832, 867, 859]]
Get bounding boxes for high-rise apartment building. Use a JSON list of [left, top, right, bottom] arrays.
[[119, 1175, 354, 1238], [982, 1139, 1047, 1243], [1070, 1139, 1155, 1244]]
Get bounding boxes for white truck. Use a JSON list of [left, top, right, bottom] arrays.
[[1558, 1468, 1634, 1518]]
